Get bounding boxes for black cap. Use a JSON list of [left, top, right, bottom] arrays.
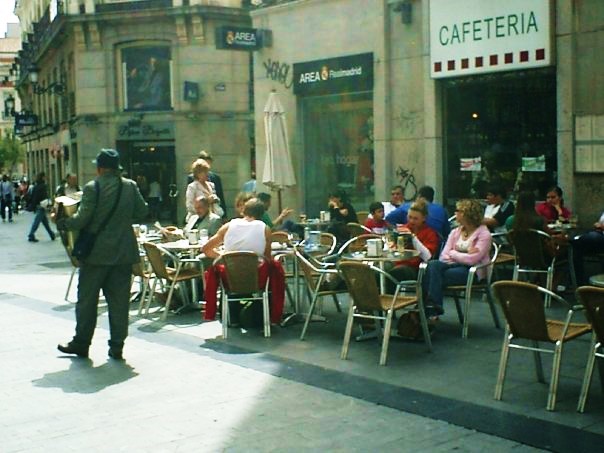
[[93, 148, 122, 170]]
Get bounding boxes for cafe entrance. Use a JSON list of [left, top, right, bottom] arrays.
[[116, 140, 176, 222]]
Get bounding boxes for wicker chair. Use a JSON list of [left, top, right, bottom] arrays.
[[346, 222, 372, 237], [339, 261, 431, 365], [492, 280, 591, 411], [133, 252, 154, 315], [296, 247, 349, 340], [215, 251, 271, 339], [356, 211, 370, 225], [576, 285, 604, 413], [444, 242, 502, 338], [337, 233, 383, 256], [141, 242, 202, 320]]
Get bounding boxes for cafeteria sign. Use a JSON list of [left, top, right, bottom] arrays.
[[216, 26, 262, 51], [430, 0, 552, 78], [293, 53, 373, 96]]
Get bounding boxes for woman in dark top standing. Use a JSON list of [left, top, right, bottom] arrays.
[[327, 190, 358, 246], [28, 172, 56, 242]]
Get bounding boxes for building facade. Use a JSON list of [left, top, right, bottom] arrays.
[[14, 0, 254, 221], [1, 23, 21, 153], [251, 0, 604, 225]]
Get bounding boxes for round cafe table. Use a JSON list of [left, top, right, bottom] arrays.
[[589, 274, 604, 288]]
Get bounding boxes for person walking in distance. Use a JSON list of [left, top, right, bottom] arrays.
[[27, 172, 56, 242], [1, 175, 14, 222], [56, 149, 148, 360]]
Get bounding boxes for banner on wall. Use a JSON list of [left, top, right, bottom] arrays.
[[430, 0, 552, 78], [460, 157, 481, 171]]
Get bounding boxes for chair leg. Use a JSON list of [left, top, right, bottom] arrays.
[[263, 292, 271, 338], [161, 281, 177, 321], [453, 294, 464, 325], [577, 336, 598, 413], [340, 303, 356, 360], [222, 292, 229, 339], [379, 310, 394, 366], [300, 290, 319, 341], [547, 341, 564, 411], [417, 306, 433, 352], [144, 277, 159, 316], [532, 340, 546, 383], [137, 276, 149, 313], [545, 269, 554, 308], [462, 290, 472, 339], [494, 329, 512, 401], [332, 294, 342, 312]]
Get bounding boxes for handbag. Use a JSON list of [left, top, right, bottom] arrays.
[[72, 179, 123, 261]]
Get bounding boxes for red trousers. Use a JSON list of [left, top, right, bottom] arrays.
[[204, 259, 285, 324]]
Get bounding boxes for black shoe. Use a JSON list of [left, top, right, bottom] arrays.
[[57, 342, 89, 358], [28, 236, 39, 242], [108, 348, 124, 360], [50, 232, 56, 241]]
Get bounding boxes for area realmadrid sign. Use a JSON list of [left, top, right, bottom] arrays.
[[293, 53, 373, 96], [430, 0, 552, 78], [215, 26, 263, 51]]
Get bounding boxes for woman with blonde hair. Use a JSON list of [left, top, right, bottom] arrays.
[[423, 199, 492, 319], [185, 159, 223, 220]]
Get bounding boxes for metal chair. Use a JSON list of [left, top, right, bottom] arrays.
[[296, 247, 349, 340], [336, 233, 382, 256], [270, 231, 291, 245], [214, 251, 271, 339], [339, 261, 431, 365], [141, 242, 202, 320], [346, 222, 372, 237], [492, 280, 591, 411], [507, 229, 559, 307], [576, 286, 604, 413], [444, 242, 502, 338]]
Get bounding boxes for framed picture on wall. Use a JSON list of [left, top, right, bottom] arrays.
[[122, 46, 172, 111]]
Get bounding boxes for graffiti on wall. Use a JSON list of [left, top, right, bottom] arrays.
[[395, 166, 418, 202], [263, 59, 293, 89]]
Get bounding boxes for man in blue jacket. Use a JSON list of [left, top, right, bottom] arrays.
[[386, 185, 450, 238]]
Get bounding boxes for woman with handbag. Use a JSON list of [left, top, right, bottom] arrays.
[[27, 172, 56, 242]]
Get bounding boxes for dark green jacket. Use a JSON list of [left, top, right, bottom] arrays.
[[61, 172, 148, 265]]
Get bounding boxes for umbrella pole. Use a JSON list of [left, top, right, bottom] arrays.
[[277, 189, 283, 213]]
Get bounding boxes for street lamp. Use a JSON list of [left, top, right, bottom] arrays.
[[5, 94, 15, 115], [27, 65, 65, 95]]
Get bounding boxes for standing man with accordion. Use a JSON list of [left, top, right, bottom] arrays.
[[56, 149, 148, 360]]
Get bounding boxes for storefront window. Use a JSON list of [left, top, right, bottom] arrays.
[[301, 92, 373, 216], [443, 68, 556, 204], [121, 45, 172, 111]]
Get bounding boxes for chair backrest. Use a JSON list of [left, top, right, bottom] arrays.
[[507, 229, 555, 270], [132, 253, 148, 277], [338, 233, 382, 255], [294, 247, 329, 290], [492, 280, 552, 342], [338, 261, 383, 311], [142, 242, 171, 279], [319, 232, 337, 255], [218, 251, 261, 294], [346, 222, 372, 237], [576, 286, 604, 344], [270, 231, 290, 245], [356, 211, 369, 225]]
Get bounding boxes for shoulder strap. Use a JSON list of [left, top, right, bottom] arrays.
[[95, 178, 123, 236]]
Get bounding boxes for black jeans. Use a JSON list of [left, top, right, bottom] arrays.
[[572, 231, 604, 285]]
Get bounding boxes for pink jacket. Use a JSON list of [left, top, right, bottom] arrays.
[[439, 225, 492, 280]]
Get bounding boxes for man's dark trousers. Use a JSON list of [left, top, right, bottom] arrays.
[[74, 263, 132, 350]]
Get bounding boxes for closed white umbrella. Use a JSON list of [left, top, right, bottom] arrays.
[[262, 90, 296, 211]]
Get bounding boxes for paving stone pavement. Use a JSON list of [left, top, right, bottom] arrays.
[[0, 212, 585, 451]]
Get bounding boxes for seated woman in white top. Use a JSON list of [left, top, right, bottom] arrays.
[[202, 198, 271, 260]]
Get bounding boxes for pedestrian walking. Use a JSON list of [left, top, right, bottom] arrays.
[[56, 149, 148, 360], [27, 173, 56, 242], [1, 175, 14, 222]]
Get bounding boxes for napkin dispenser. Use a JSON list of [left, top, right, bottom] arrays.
[[366, 238, 383, 257]]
